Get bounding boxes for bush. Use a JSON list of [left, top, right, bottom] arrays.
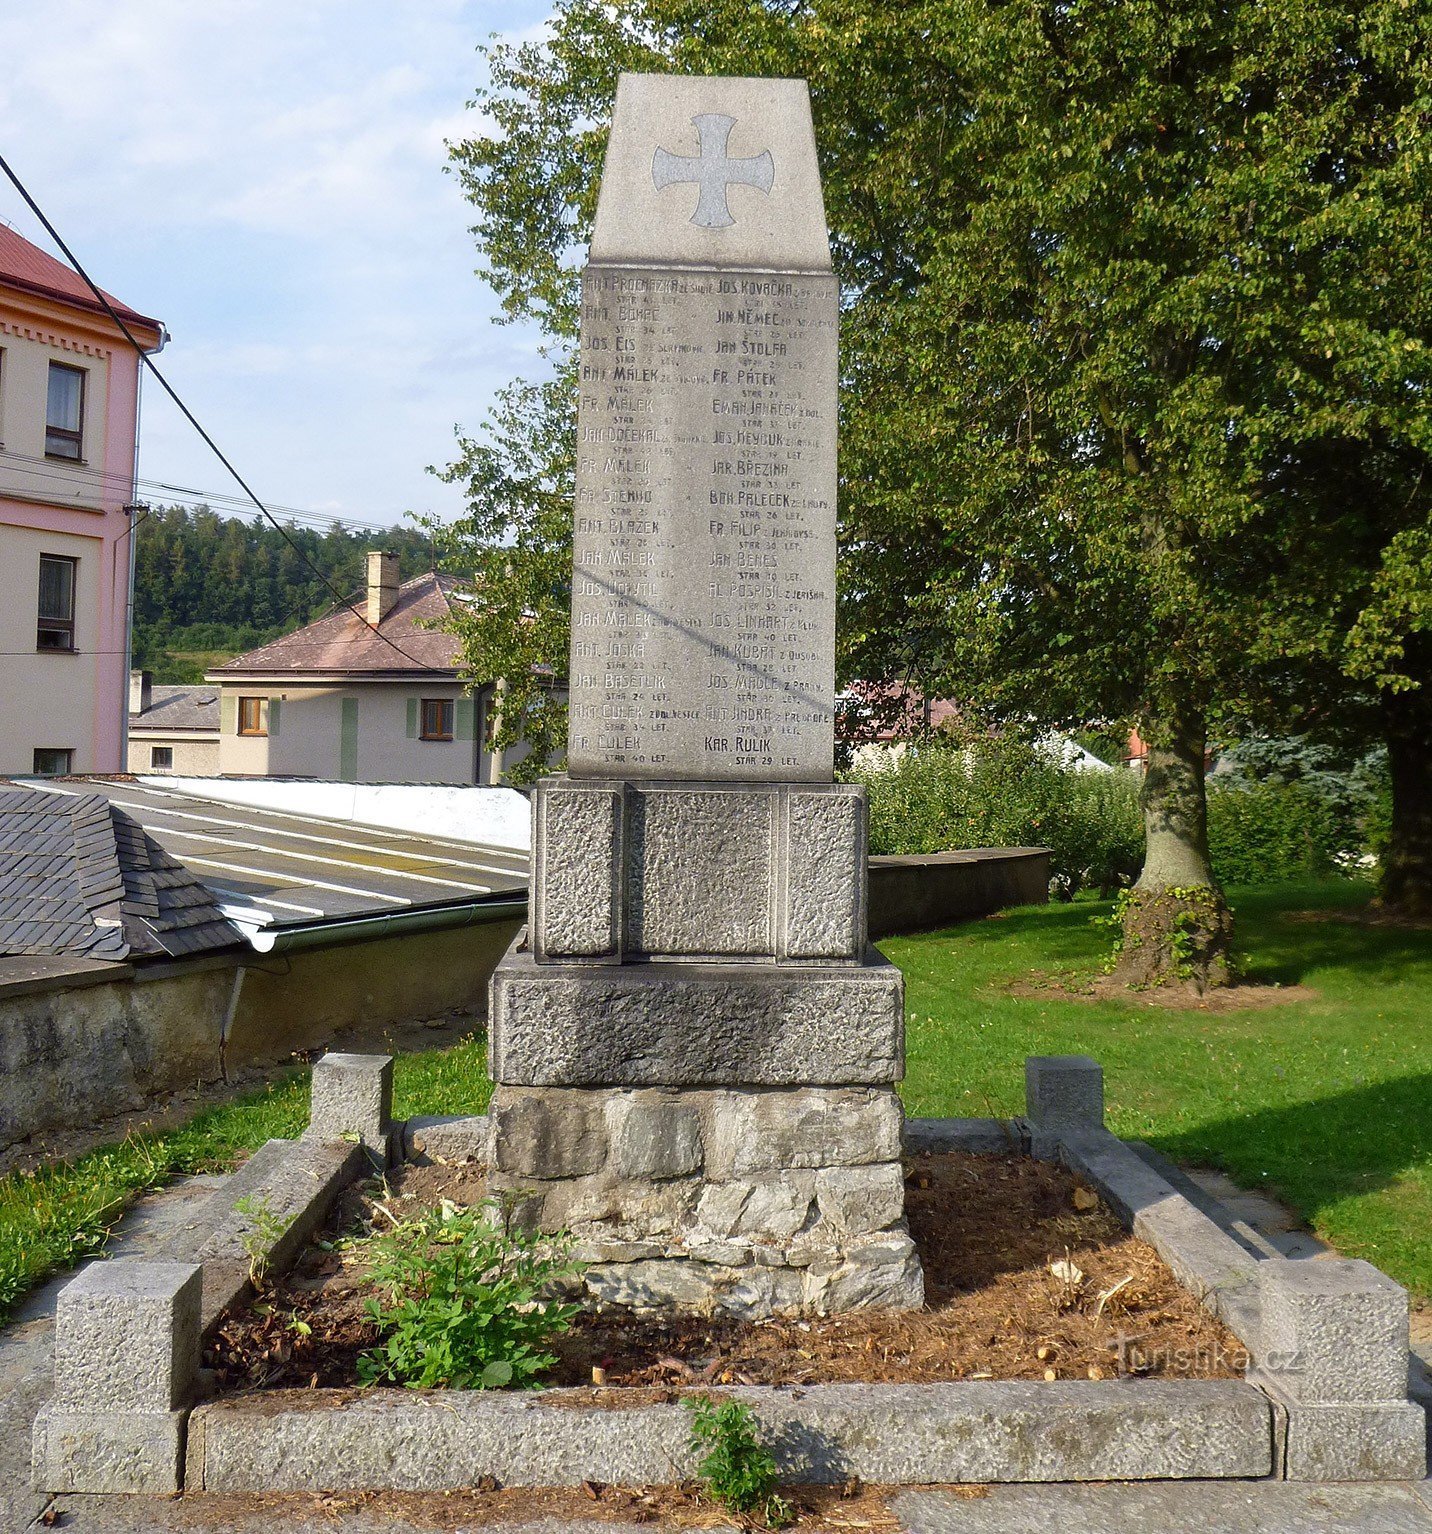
[[1207, 778, 1354, 884], [358, 1200, 579, 1390], [849, 731, 1142, 896]]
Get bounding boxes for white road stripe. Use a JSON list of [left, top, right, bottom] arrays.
[[105, 795, 526, 879], [176, 855, 411, 906]]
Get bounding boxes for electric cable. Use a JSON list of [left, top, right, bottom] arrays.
[[0, 155, 435, 669]]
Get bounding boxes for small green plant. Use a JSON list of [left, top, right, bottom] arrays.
[[684, 1394, 792, 1527], [232, 1193, 296, 1287], [357, 1197, 579, 1390]]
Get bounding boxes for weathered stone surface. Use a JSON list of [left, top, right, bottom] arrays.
[[53, 1259, 201, 1412], [904, 1116, 1025, 1155], [628, 790, 774, 955], [533, 784, 622, 960], [1258, 1258, 1410, 1404], [186, 1379, 1272, 1492], [1025, 1055, 1104, 1131], [530, 780, 867, 964], [491, 1094, 608, 1180], [607, 1096, 703, 1179], [815, 1162, 906, 1235], [306, 1051, 392, 1164], [705, 1085, 902, 1176], [1282, 1400, 1427, 1482], [784, 789, 865, 958], [32, 1403, 187, 1495], [490, 941, 903, 1086], [403, 1113, 491, 1165], [893, 1481, 1432, 1534], [803, 1229, 925, 1313]]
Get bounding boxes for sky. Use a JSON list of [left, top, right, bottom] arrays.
[[0, 0, 554, 533]]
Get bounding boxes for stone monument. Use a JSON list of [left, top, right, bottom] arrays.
[[487, 72, 923, 1316]]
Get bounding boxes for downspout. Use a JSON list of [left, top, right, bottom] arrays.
[[121, 326, 168, 773], [220, 961, 247, 1083]]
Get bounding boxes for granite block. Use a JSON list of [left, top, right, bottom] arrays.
[[306, 1051, 392, 1163], [532, 782, 622, 960], [33, 1402, 187, 1495], [1025, 1055, 1104, 1131], [1282, 1400, 1427, 1481]]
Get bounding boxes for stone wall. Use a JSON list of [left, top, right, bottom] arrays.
[[867, 848, 1051, 938], [0, 917, 520, 1151]]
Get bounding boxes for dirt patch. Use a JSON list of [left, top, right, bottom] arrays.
[[147, 1481, 977, 1531], [1286, 905, 1432, 933], [1008, 972, 1318, 1012], [207, 1152, 1244, 1395]]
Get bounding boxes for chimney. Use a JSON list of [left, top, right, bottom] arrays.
[[366, 551, 400, 626], [129, 668, 152, 717]]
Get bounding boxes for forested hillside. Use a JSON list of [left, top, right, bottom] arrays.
[[132, 507, 435, 683]]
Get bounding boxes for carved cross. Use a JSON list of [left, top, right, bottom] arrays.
[[651, 113, 774, 229]]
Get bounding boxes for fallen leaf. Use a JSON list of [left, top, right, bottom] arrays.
[[1072, 1186, 1099, 1212]]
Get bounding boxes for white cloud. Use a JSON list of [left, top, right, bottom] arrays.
[[0, 0, 556, 528]]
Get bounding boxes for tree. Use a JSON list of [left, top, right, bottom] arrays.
[[442, 0, 1432, 971]]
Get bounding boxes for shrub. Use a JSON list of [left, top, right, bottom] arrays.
[[357, 1200, 579, 1390], [685, 1394, 791, 1525], [1207, 778, 1350, 884], [850, 730, 1142, 896]]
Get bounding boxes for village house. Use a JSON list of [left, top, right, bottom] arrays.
[[0, 224, 165, 776], [125, 669, 221, 774], [206, 552, 514, 784]]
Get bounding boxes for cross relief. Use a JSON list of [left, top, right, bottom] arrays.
[[651, 113, 775, 229]]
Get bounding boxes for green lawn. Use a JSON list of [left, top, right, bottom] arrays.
[[0, 1037, 492, 1323], [886, 879, 1432, 1300], [2, 878, 1427, 1323]]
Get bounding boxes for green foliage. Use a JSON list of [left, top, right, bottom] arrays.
[[132, 505, 435, 682], [1097, 884, 1233, 985], [357, 1200, 579, 1390], [850, 734, 1144, 897], [1208, 780, 1349, 886], [442, 0, 1432, 900], [684, 1394, 791, 1525], [231, 1192, 297, 1288]]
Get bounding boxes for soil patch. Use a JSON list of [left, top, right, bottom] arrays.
[[207, 1152, 1243, 1395], [1008, 972, 1318, 1012]]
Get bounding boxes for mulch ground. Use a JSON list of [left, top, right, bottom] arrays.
[[206, 1151, 1243, 1395]]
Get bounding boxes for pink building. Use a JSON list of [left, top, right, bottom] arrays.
[[0, 225, 165, 775]]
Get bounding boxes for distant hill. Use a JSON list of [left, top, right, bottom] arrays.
[[132, 506, 436, 683]]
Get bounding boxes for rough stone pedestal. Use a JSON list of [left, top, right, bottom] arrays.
[[488, 779, 922, 1317]]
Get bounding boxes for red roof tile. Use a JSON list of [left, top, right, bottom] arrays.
[[213, 572, 462, 678], [0, 223, 162, 332]]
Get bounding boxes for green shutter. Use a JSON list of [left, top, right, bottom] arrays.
[[220, 694, 236, 734], [340, 697, 358, 781], [455, 698, 475, 742], [406, 698, 418, 739], [267, 697, 281, 738]]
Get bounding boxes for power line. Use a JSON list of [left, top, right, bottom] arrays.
[[0, 155, 435, 671]]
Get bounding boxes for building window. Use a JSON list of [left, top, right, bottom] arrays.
[[420, 698, 454, 741], [150, 745, 174, 770], [33, 748, 73, 776], [238, 696, 268, 736], [45, 362, 85, 460], [36, 554, 77, 650]]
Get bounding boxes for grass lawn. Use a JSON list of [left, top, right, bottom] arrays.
[[0, 1038, 492, 1323], [2, 876, 1426, 1322], [886, 878, 1432, 1301]]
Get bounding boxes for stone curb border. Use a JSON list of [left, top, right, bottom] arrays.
[[32, 1053, 1428, 1494]]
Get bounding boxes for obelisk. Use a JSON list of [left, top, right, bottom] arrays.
[[487, 74, 922, 1316]]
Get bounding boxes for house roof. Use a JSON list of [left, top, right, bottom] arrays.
[[212, 572, 462, 679], [0, 787, 240, 962], [0, 223, 162, 333], [129, 685, 220, 733]]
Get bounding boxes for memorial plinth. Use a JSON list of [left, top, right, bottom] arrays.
[[488, 73, 922, 1315]]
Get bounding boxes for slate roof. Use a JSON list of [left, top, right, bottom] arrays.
[[211, 573, 461, 679], [129, 685, 220, 733], [0, 223, 162, 332], [0, 788, 240, 962]]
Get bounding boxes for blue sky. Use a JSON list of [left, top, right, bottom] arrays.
[[0, 0, 554, 532]]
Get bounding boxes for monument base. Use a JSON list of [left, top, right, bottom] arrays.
[[487, 1081, 923, 1317]]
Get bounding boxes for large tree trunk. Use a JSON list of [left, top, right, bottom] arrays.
[[1112, 702, 1234, 991], [1379, 676, 1432, 917]]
